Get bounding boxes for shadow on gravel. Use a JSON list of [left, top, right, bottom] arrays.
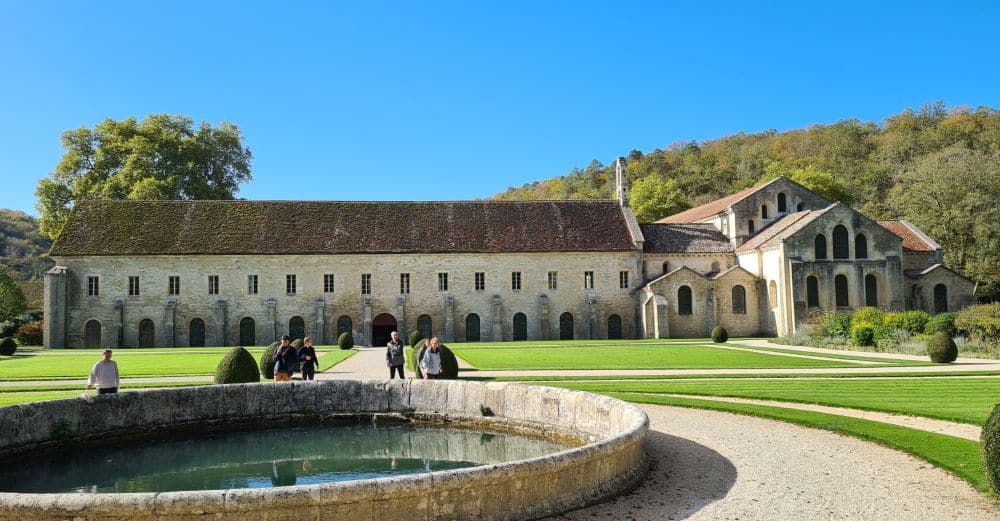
[[546, 430, 737, 520]]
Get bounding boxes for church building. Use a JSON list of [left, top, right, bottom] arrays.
[[43, 159, 976, 348]]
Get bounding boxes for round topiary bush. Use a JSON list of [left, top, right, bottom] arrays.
[[215, 346, 261, 384], [408, 330, 424, 347], [259, 342, 280, 379], [290, 339, 304, 349], [0, 337, 16, 356], [711, 326, 728, 343], [850, 320, 877, 347], [926, 332, 958, 363], [409, 338, 459, 379], [338, 331, 354, 350], [982, 403, 1000, 495]]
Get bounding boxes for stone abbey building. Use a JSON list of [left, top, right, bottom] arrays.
[[43, 160, 975, 348]]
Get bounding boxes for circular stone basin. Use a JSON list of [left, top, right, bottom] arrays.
[[0, 380, 648, 521]]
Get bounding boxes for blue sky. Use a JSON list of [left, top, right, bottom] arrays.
[[2, 1, 998, 215]]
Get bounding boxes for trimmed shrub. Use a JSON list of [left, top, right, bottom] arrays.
[[982, 403, 1000, 494], [408, 330, 424, 347], [816, 311, 852, 338], [291, 339, 304, 349], [410, 338, 460, 379], [215, 346, 261, 384], [852, 307, 885, 327], [0, 271, 26, 322], [884, 310, 930, 336], [338, 331, 354, 350], [925, 312, 957, 337], [14, 320, 43, 346], [955, 303, 1000, 343], [259, 342, 280, 379], [711, 326, 728, 343], [926, 332, 958, 363], [0, 337, 16, 356], [850, 320, 877, 347]]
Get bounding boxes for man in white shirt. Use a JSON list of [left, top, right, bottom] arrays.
[[86, 349, 120, 394]]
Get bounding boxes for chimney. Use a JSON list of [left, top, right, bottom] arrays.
[[615, 156, 629, 207]]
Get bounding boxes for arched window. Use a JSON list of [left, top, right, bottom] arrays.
[[835, 274, 849, 308], [239, 317, 256, 346], [865, 274, 878, 307], [465, 313, 480, 342], [662, 261, 670, 274], [559, 312, 574, 340], [934, 284, 948, 313], [731, 285, 746, 314], [796, 202, 804, 211], [777, 193, 787, 212], [748, 220, 755, 234], [138, 319, 155, 348], [288, 316, 305, 341], [512, 312, 527, 341], [855, 234, 868, 259], [833, 225, 850, 259], [336, 315, 353, 336], [806, 276, 820, 308], [85, 320, 102, 348], [607, 314, 622, 339], [761, 205, 769, 219], [814, 234, 828, 260], [417, 314, 433, 339], [710, 261, 720, 273], [677, 286, 693, 315], [189, 318, 205, 347]]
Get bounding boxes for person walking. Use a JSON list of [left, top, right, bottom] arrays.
[[274, 335, 297, 382], [86, 348, 120, 394], [386, 331, 406, 379], [299, 337, 318, 381], [419, 336, 442, 380]]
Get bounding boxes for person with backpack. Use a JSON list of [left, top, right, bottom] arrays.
[[274, 335, 297, 382], [386, 331, 406, 379]]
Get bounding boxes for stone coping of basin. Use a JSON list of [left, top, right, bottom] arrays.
[[0, 380, 649, 521]]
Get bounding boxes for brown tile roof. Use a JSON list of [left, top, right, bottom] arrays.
[[50, 200, 637, 256], [655, 178, 781, 224], [735, 208, 830, 252], [639, 224, 732, 253], [877, 220, 938, 252]]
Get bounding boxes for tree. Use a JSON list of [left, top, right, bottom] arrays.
[[0, 270, 26, 322], [35, 114, 253, 238], [629, 176, 689, 223], [0, 210, 53, 280], [761, 164, 854, 204]]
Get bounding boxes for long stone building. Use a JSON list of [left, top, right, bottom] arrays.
[[43, 160, 976, 348]]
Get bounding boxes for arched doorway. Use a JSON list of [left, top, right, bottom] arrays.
[[417, 314, 432, 339], [239, 317, 256, 346], [835, 274, 849, 308], [288, 316, 305, 341], [138, 319, 155, 348], [559, 312, 574, 340], [372, 313, 397, 347], [607, 314, 622, 339], [465, 313, 480, 342], [189, 318, 206, 347], [934, 284, 948, 313], [512, 312, 527, 341], [865, 274, 878, 307], [84, 320, 102, 348], [337, 315, 353, 337]]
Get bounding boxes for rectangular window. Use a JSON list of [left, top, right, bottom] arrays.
[[619, 271, 629, 289], [361, 273, 371, 295], [438, 273, 448, 292], [286, 274, 297, 295], [128, 276, 140, 296], [324, 274, 335, 293], [400, 273, 410, 294], [208, 275, 219, 295], [168, 276, 180, 296], [511, 271, 522, 291], [474, 272, 485, 291], [87, 276, 99, 297], [584, 271, 594, 290], [548, 271, 558, 290], [248, 275, 258, 295]]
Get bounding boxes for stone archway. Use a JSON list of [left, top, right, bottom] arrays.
[[372, 313, 397, 347]]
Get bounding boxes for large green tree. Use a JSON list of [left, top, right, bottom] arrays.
[[35, 114, 252, 238], [629, 176, 689, 223], [0, 270, 26, 322]]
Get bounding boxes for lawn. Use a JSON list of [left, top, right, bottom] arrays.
[[0, 347, 355, 380]]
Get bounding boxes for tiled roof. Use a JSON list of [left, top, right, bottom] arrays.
[[878, 220, 938, 252], [50, 200, 637, 256], [639, 224, 733, 253], [735, 207, 832, 252], [656, 178, 781, 224]]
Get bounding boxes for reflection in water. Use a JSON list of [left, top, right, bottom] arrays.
[[0, 424, 570, 493]]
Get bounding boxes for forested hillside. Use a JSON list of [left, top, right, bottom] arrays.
[[495, 103, 1000, 289], [0, 210, 53, 280]]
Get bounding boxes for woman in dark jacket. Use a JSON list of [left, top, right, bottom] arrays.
[[299, 337, 318, 381]]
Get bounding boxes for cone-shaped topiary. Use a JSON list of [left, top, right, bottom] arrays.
[[290, 339, 304, 349], [215, 347, 261, 384], [926, 332, 958, 363], [410, 338, 459, 379], [982, 403, 1000, 494], [259, 342, 280, 379], [338, 331, 354, 350], [408, 330, 424, 347], [711, 326, 728, 343], [0, 337, 16, 356]]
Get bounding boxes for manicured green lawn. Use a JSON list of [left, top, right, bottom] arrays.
[[547, 377, 1000, 425]]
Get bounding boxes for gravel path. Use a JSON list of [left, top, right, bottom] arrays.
[[545, 404, 1000, 520]]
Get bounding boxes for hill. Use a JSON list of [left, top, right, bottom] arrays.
[[0, 209, 53, 280]]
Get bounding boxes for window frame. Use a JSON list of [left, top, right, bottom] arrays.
[[248, 275, 259, 295], [474, 272, 485, 292], [438, 272, 448, 292], [286, 274, 297, 295], [619, 271, 629, 289], [584, 271, 594, 290], [547, 271, 558, 290], [400, 273, 410, 294], [511, 271, 522, 291], [208, 275, 219, 295], [87, 276, 100, 297], [361, 273, 372, 295], [128, 276, 140, 296], [324, 273, 335, 294], [168, 276, 180, 296]]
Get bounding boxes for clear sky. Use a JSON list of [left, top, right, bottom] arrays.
[[2, 1, 998, 215]]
